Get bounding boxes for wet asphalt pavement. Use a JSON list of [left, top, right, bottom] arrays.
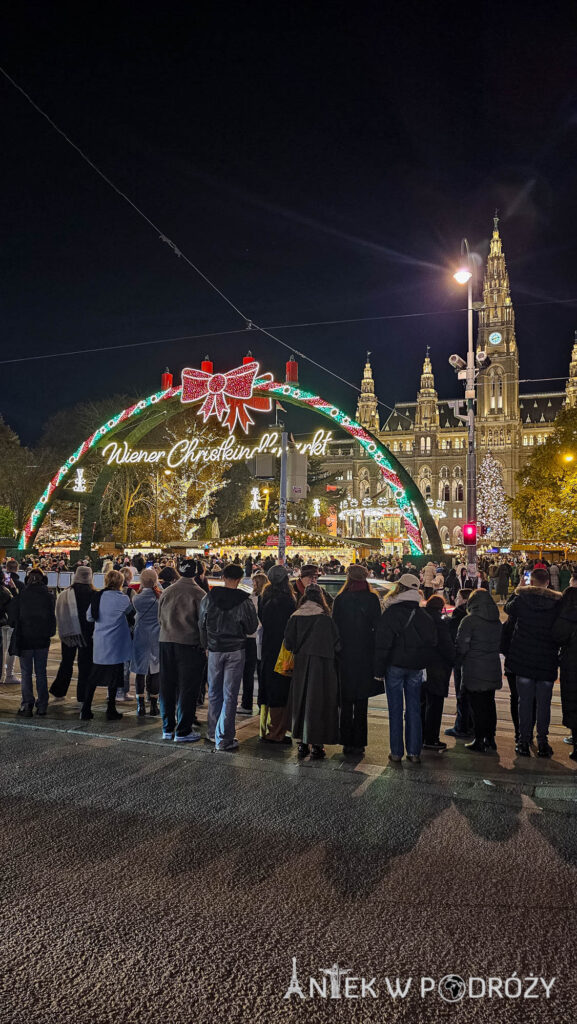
[[1, 700, 576, 1024]]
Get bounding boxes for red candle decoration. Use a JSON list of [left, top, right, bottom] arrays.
[[243, 350, 254, 365], [201, 355, 214, 374], [286, 355, 299, 383], [161, 368, 173, 390]]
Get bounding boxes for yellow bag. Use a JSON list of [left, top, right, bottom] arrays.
[[274, 642, 294, 676]]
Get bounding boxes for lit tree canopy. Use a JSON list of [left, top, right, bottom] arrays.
[[477, 451, 511, 544], [510, 406, 577, 545]]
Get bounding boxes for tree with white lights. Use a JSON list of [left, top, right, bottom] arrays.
[[477, 451, 511, 544]]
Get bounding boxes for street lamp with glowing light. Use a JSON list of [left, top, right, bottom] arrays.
[[453, 268, 473, 285]]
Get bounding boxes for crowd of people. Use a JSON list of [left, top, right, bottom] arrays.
[[1, 548, 577, 764]]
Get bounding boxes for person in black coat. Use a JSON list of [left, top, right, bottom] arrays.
[[552, 587, 577, 760], [258, 565, 296, 744], [504, 568, 562, 758], [422, 596, 455, 750], [8, 568, 56, 716], [375, 574, 437, 764], [332, 564, 381, 755], [456, 589, 502, 753], [444, 588, 473, 738]]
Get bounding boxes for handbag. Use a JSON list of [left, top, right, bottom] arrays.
[[274, 641, 294, 677]]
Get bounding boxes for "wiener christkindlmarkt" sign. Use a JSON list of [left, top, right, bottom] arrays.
[[101, 428, 334, 468]]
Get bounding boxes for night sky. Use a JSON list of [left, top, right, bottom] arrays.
[[2, 4, 576, 445]]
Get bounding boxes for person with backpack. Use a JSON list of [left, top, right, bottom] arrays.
[[374, 574, 436, 764], [456, 589, 502, 753]]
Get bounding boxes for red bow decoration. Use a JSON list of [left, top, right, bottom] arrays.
[[181, 361, 273, 434]]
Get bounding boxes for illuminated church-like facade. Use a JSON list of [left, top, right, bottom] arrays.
[[324, 218, 577, 551]]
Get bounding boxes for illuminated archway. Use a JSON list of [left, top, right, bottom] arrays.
[[19, 370, 443, 559]]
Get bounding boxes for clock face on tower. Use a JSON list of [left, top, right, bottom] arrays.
[[489, 331, 502, 345]]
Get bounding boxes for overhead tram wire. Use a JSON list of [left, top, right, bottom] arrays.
[[0, 64, 411, 420], [2, 66, 575, 428]]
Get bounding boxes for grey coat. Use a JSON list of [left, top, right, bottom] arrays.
[[158, 578, 206, 645], [131, 588, 160, 674], [87, 590, 132, 665]]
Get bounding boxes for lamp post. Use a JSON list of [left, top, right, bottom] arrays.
[[453, 238, 477, 578]]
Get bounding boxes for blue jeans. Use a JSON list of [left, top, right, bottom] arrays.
[[20, 649, 49, 710], [385, 666, 423, 757], [517, 676, 554, 744], [207, 650, 245, 750]]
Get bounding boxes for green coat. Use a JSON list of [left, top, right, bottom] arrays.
[[456, 590, 503, 692]]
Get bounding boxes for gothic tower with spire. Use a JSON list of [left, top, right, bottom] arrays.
[[355, 352, 380, 432], [476, 213, 520, 423], [566, 331, 577, 408], [415, 348, 440, 430]]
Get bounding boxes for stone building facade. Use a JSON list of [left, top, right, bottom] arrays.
[[323, 218, 576, 551]]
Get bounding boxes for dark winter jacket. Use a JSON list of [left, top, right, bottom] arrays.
[[456, 589, 502, 692], [0, 585, 12, 627], [374, 591, 436, 675], [504, 585, 562, 681], [258, 588, 296, 707], [8, 583, 56, 651], [332, 586, 382, 701], [424, 608, 455, 697], [284, 606, 341, 746], [198, 586, 258, 653], [551, 595, 577, 730]]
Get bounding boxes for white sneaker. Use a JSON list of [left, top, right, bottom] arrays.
[[205, 735, 215, 744], [174, 731, 201, 743], [216, 738, 239, 752], [162, 731, 174, 741]]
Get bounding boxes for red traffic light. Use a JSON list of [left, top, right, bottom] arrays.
[[462, 522, 477, 545]]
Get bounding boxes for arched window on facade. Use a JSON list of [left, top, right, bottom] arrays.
[[418, 466, 432, 500], [420, 437, 425, 453], [453, 525, 463, 546]]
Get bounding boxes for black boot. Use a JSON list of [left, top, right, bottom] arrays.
[[515, 741, 531, 757], [465, 739, 486, 753], [106, 700, 123, 721], [136, 696, 146, 716], [537, 742, 553, 758], [149, 696, 159, 716]]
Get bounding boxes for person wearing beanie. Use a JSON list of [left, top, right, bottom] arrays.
[[257, 564, 296, 744], [8, 569, 56, 716], [50, 566, 96, 703], [332, 564, 381, 756], [291, 564, 334, 609]]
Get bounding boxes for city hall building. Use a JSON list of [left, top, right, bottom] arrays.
[[323, 217, 577, 551]]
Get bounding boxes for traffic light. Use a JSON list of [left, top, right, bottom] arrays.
[[462, 522, 477, 545]]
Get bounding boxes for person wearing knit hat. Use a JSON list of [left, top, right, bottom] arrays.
[[291, 563, 334, 608], [50, 565, 96, 704], [332, 564, 382, 756], [73, 566, 93, 585], [267, 564, 289, 584]]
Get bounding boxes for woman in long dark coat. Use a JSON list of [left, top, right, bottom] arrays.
[[422, 595, 455, 750], [284, 584, 341, 759], [552, 587, 577, 761], [332, 564, 381, 755], [258, 564, 296, 744]]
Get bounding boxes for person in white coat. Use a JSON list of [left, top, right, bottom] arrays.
[[80, 570, 133, 721]]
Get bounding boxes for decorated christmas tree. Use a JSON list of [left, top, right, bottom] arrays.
[[477, 451, 511, 544]]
